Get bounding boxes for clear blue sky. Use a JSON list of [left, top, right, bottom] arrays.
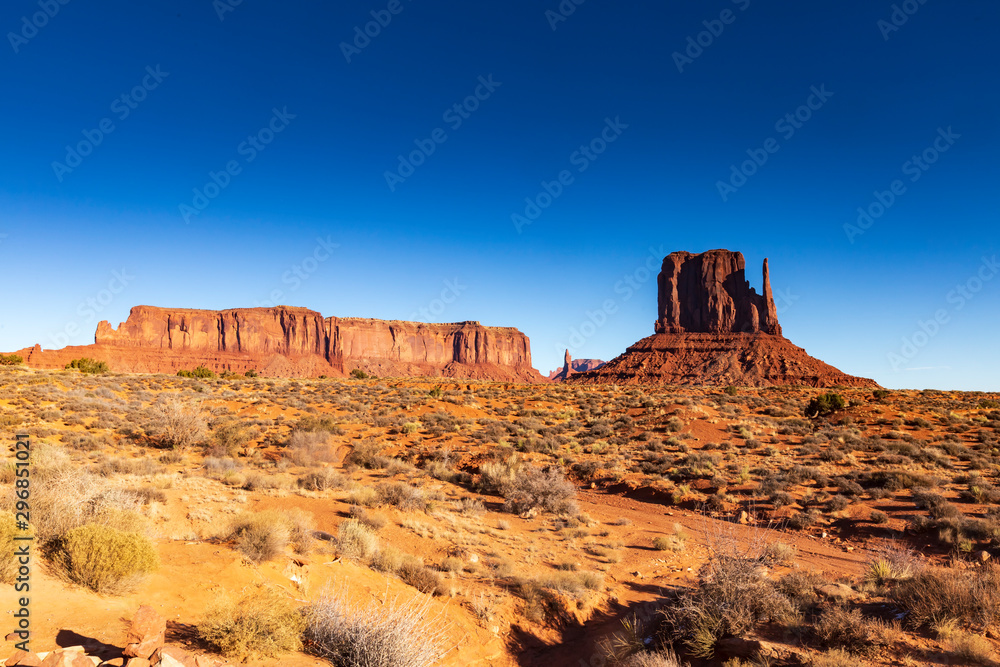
[[1, 0, 997, 390]]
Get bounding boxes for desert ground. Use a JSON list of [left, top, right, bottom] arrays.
[[2, 365, 1000, 666]]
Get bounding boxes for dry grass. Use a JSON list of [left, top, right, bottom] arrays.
[[53, 523, 158, 594], [304, 588, 448, 667]]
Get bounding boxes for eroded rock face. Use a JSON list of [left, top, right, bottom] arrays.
[[18, 306, 542, 382], [655, 250, 780, 335], [573, 250, 878, 387], [548, 350, 606, 382]]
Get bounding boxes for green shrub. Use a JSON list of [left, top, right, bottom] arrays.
[[200, 585, 304, 659], [0, 354, 23, 366], [350, 368, 369, 379], [805, 393, 846, 417], [54, 523, 158, 594], [873, 389, 891, 400], [65, 358, 109, 374], [244, 369, 259, 378], [724, 386, 738, 396], [177, 365, 216, 379]]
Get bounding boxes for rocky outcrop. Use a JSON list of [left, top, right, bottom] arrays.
[[548, 350, 606, 382], [656, 250, 780, 335], [15, 306, 543, 382], [572, 250, 878, 388]]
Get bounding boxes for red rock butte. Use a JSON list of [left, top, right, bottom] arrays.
[[13, 306, 543, 381], [571, 249, 879, 387]]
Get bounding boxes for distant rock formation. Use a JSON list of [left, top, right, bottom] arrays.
[[571, 250, 878, 387], [14, 305, 544, 381], [548, 350, 606, 381]]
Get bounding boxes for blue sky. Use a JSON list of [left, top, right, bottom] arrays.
[[1, 0, 997, 390]]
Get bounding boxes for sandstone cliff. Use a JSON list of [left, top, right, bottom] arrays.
[[17, 306, 542, 381], [572, 250, 878, 388]]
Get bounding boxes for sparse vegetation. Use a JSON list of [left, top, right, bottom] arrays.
[[65, 358, 108, 374], [200, 585, 304, 659], [53, 523, 158, 594]]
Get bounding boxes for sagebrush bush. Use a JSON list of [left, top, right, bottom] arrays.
[[54, 523, 158, 594], [143, 399, 207, 450], [337, 519, 378, 561], [211, 419, 256, 456], [200, 585, 304, 659], [891, 563, 1000, 630], [297, 468, 345, 491], [285, 430, 337, 466], [501, 465, 578, 515], [226, 511, 291, 563], [304, 589, 447, 667]]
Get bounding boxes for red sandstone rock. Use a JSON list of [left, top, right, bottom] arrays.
[[573, 250, 878, 388], [548, 350, 606, 381], [14, 306, 543, 382], [6, 649, 43, 666], [122, 606, 165, 661]]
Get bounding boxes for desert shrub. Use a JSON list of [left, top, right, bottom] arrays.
[[177, 365, 216, 379], [211, 419, 256, 457], [53, 523, 158, 594], [0, 512, 18, 583], [350, 368, 369, 379], [398, 559, 444, 595], [285, 430, 336, 466], [477, 453, 521, 494], [143, 399, 207, 450], [763, 541, 797, 565], [659, 550, 797, 658], [376, 483, 426, 511], [225, 511, 291, 563], [811, 648, 857, 667], [870, 510, 889, 524], [200, 585, 304, 659], [947, 630, 995, 664], [65, 358, 108, 374], [501, 465, 577, 515], [244, 369, 259, 377], [349, 505, 387, 531], [297, 468, 345, 491], [345, 438, 389, 469], [337, 519, 378, 561], [304, 588, 447, 667], [21, 464, 144, 541], [0, 354, 23, 366], [891, 564, 1000, 630], [295, 415, 345, 435], [814, 606, 892, 652], [805, 393, 846, 417]]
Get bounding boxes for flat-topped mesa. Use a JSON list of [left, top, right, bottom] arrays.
[[21, 305, 542, 381], [655, 250, 781, 336]]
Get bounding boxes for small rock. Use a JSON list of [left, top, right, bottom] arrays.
[[979, 550, 991, 562], [737, 510, 749, 525], [632, 571, 643, 579], [6, 649, 43, 666], [123, 606, 166, 660], [100, 659, 125, 667], [124, 660, 151, 667]]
